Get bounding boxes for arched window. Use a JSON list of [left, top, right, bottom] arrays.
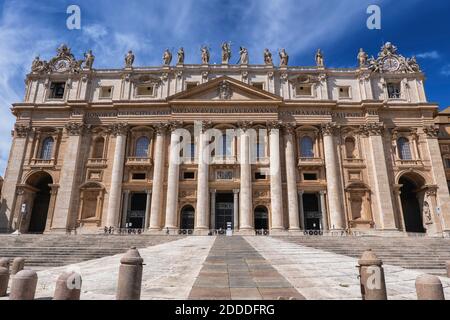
[[40, 137, 54, 160], [300, 136, 314, 158], [219, 133, 232, 156], [92, 137, 105, 159], [398, 137, 412, 160], [345, 137, 356, 159], [135, 137, 150, 158]]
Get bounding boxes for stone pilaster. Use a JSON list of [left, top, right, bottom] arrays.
[[238, 122, 253, 230], [149, 124, 167, 230], [319, 191, 329, 231], [210, 190, 216, 229], [121, 190, 130, 228], [106, 123, 128, 228], [362, 123, 397, 230], [195, 121, 210, 231], [0, 124, 31, 232], [298, 191, 305, 230], [321, 123, 345, 230], [144, 190, 152, 229], [233, 189, 239, 230], [268, 121, 284, 230], [284, 124, 300, 231], [164, 122, 183, 230]]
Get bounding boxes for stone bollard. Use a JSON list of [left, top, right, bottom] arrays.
[[9, 270, 38, 300], [415, 274, 445, 300], [11, 257, 25, 275], [53, 271, 82, 300], [0, 258, 10, 270], [357, 249, 387, 300], [446, 261, 450, 278], [116, 247, 144, 300], [0, 267, 9, 297]]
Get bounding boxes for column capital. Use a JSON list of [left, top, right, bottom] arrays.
[[319, 190, 327, 196], [320, 122, 338, 136], [359, 122, 384, 136], [109, 122, 129, 136], [146, 189, 152, 195], [423, 125, 439, 138], [210, 189, 217, 194], [267, 120, 283, 132], [233, 189, 240, 194], [298, 190, 304, 196], [168, 120, 184, 132], [283, 123, 296, 135], [237, 121, 253, 132], [154, 123, 169, 135], [65, 122, 88, 136], [14, 123, 31, 138]]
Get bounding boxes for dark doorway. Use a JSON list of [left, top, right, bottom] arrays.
[[303, 193, 321, 231], [215, 193, 233, 230], [254, 206, 269, 230], [400, 177, 425, 233], [128, 193, 146, 229], [180, 205, 195, 230], [28, 173, 53, 233]]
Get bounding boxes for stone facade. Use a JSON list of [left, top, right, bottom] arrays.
[[1, 43, 449, 236]]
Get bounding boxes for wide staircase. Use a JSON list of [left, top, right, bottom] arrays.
[[277, 236, 450, 272], [0, 234, 184, 268]]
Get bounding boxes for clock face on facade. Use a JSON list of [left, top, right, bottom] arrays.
[[382, 57, 400, 72], [53, 58, 71, 72]]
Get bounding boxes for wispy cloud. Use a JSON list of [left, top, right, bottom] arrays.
[[416, 51, 440, 59], [441, 64, 450, 76]]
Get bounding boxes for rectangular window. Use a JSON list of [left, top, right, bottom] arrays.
[[136, 85, 155, 97], [387, 82, 401, 99], [296, 85, 312, 96], [186, 82, 199, 90], [252, 82, 264, 90], [216, 170, 233, 180], [256, 142, 265, 160], [183, 171, 195, 180], [338, 87, 350, 99], [445, 158, 450, 168], [303, 173, 318, 181], [132, 173, 146, 180], [99, 86, 113, 98], [255, 171, 267, 180], [49, 82, 66, 99]]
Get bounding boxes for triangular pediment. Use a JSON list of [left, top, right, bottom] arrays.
[[167, 76, 282, 102]]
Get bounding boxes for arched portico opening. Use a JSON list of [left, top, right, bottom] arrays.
[[24, 171, 53, 233], [180, 205, 195, 230], [254, 205, 269, 230], [399, 173, 426, 233]]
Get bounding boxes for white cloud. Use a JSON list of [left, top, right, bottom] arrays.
[[416, 51, 440, 59], [441, 65, 450, 76]]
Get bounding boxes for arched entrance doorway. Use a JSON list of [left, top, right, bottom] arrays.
[[180, 205, 195, 230], [399, 174, 425, 233], [25, 172, 53, 233], [254, 206, 269, 230]]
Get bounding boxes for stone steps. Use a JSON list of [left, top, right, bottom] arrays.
[[0, 235, 184, 267], [276, 236, 450, 270]]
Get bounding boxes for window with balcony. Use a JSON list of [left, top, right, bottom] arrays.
[[49, 82, 66, 99], [135, 137, 150, 158], [40, 137, 54, 160], [300, 136, 314, 158], [99, 86, 113, 99], [397, 137, 412, 160], [387, 82, 401, 99]]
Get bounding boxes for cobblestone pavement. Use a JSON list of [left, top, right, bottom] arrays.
[[245, 236, 450, 300], [188, 236, 305, 300]]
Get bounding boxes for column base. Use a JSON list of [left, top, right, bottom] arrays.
[[234, 229, 255, 236], [193, 228, 211, 236]]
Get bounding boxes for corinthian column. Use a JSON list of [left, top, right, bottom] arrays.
[[164, 121, 183, 230], [268, 121, 284, 230], [238, 122, 253, 230], [363, 123, 397, 230], [321, 123, 345, 230], [195, 121, 210, 231], [149, 124, 167, 230], [284, 124, 300, 231], [106, 123, 128, 228]]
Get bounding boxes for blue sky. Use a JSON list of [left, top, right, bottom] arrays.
[[0, 0, 450, 174]]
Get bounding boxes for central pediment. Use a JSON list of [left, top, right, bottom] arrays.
[[167, 76, 282, 103]]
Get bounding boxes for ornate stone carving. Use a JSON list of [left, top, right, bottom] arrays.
[[264, 48, 273, 65], [14, 124, 31, 138], [368, 42, 421, 74], [31, 56, 49, 74], [168, 120, 183, 131], [132, 75, 161, 87], [315, 49, 324, 67], [267, 120, 283, 132], [161, 72, 169, 81], [154, 123, 169, 135], [110, 123, 129, 136], [321, 122, 337, 136], [162, 48, 172, 65], [201, 46, 210, 64], [177, 47, 185, 64], [175, 70, 183, 79], [42, 44, 84, 74], [221, 42, 231, 64], [282, 123, 297, 135], [65, 122, 86, 136], [199, 120, 213, 132], [423, 125, 439, 138], [201, 71, 209, 80], [357, 48, 368, 68], [267, 71, 274, 79], [279, 49, 289, 67], [124, 50, 135, 68], [360, 122, 384, 136], [237, 121, 253, 131], [280, 72, 288, 82], [288, 74, 320, 85], [241, 71, 249, 80], [83, 50, 95, 69], [239, 47, 249, 64], [219, 81, 232, 100]]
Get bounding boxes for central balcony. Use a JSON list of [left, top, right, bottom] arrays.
[[30, 158, 56, 168], [86, 158, 107, 168], [395, 159, 424, 169]]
